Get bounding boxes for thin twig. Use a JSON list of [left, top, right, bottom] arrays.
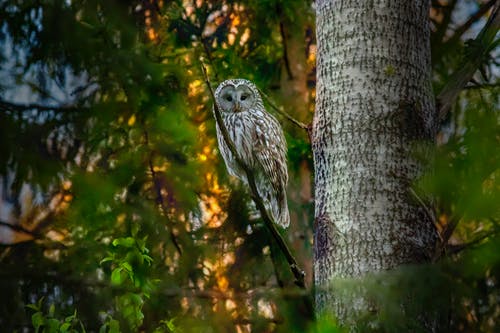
[[440, 215, 459, 246], [464, 82, 500, 90], [436, 1, 500, 121], [258, 89, 311, 132], [446, 229, 498, 256], [433, 215, 460, 261], [409, 187, 437, 225], [201, 64, 306, 288], [201, 37, 220, 82], [279, 21, 294, 80]]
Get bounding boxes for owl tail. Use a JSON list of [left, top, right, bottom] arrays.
[[276, 197, 290, 228], [259, 183, 290, 228], [269, 192, 289, 229]]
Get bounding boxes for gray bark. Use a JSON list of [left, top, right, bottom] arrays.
[[312, 0, 438, 317]]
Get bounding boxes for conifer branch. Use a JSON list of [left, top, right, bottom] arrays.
[[436, 1, 500, 121], [201, 64, 306, 288]]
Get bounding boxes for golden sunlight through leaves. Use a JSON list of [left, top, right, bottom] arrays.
[[200, 194, 226, 228], [128, 114, 136, 126]]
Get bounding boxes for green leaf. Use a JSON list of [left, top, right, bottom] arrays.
[[166, 318, 177, 331], [142, 254, 153, 265], [46, 318, 60, 332], [108, 319, 120, 333], [121, 262, 133, 272], [26, 304, 41, 312], [27, 297, 45, 312], [112, 237, 136, 248], [48, 303, 55, 317], [111, 267, 124, 285], [31, 312, 44, 331], [100, 256, 115, 265], [60, 322, 71, 332]]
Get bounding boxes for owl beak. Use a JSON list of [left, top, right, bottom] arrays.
[[234, 101, 241, 112]]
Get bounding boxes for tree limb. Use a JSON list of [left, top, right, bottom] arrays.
[[201, 64, 306, 289], [436, 1, 500, 121]]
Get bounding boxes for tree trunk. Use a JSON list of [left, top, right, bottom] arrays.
[[312, 0, 438, 318]]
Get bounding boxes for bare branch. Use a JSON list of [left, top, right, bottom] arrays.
[[436, 1, 500, 121], [446, 229, 498, 256], [409, 187, 436, 225], [440, 215, 459, 246], [464, 82, 500, 90], [432, 214, 460, 261], [258, 89, 311, 133], [201, 64, 306, 289], [279, 21, 294, 80], [201, 37, 220, 82]]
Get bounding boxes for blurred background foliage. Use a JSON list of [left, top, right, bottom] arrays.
[[0, 0, 497, 332]]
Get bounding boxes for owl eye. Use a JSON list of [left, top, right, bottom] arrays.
[[225, 95, 233, 102], [240, 94, 248, 101]]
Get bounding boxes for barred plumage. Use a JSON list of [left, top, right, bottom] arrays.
[[214, 79, 289, 228]]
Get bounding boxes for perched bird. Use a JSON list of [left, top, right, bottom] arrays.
[[214, 79, 289, 228]]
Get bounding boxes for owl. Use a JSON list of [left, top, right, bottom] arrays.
[[214, 79, 289, 228]]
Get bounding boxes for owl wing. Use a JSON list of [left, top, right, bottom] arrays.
[[254, 112, 287, 177], [252, 112, 289, 226]]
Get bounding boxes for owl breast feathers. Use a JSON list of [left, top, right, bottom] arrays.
[[214, 79, 289, 228]]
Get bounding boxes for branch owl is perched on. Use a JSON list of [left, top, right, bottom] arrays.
[[214, 79, 290, 228]]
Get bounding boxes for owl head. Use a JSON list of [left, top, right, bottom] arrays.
[[214, 79, 262, 114]]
